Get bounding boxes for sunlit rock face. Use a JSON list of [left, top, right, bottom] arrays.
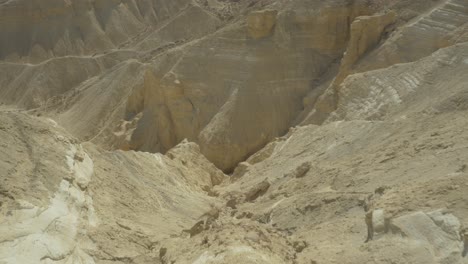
[[2, 0, 468, 263], [121, 0, 374, 171], [307, 0, 468, 124]]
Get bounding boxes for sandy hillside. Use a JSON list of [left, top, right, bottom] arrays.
[[1, 0, 468, 263]]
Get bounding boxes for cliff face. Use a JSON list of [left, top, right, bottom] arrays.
[[107, 0, 376, 171], [306, 0, 468, 124], [1, 0, 468, 263], [0, 0, 377, 171]]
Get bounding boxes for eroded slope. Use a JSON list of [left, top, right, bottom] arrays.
[[1, 0, 468, 264]]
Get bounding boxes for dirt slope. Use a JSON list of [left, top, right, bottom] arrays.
[[1, 0, 468, 263]]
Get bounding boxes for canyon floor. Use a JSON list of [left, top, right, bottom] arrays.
[[1, 0, 468, 263]]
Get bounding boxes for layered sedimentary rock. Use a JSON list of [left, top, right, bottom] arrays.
[[0, 0, 379, 171], [356, 0, 468, 71], [0, 0, 191, 62], [246, 9, 278, 39], [328, 42, 468, 122], [120, 0, 373, 171], [307, 0, 468, 124], [2, 0, 468, 263], [332, 11, 397, 87]]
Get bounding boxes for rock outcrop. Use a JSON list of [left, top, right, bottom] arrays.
[[389, 210, 465, 264], [0, 110, 226, 263], [246, 9, 278, 39], [329, 42, 468, 122], [306, 0, 468, 124], [2, 0, 468, 263], [333, 11, 397, 88]]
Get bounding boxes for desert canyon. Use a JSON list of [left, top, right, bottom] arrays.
[[1, 0, 468, 263]]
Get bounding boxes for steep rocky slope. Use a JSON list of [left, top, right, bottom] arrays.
[[0, 109, 225, 263], [1, 0, 379, 171], [1, 0, 468, 263], [0, 0, 191, 62]]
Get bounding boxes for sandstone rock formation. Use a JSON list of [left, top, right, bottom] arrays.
[[0, 0, 378, 172], [1, 0, 468, 263], [306, 0, 468, 124], [333, 11, 397, 88], [246, 9, 277, 39]]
